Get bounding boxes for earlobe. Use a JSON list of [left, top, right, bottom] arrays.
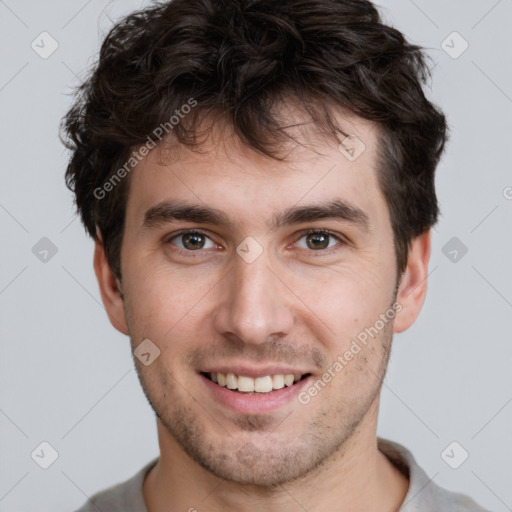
[[393, 229, 432, 334], [93, 236, 129, 335]]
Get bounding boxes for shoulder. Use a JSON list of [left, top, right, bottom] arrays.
[[410, 480, 494, 512], [377, 438, 493, 512], [73, 457, 159, 512]]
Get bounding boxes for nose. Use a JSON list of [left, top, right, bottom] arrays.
[[211, 249, 295, 346]]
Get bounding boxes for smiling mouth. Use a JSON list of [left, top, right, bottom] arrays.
[[201, 372, 311, 394]]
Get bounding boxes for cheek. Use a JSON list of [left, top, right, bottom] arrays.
[[294, 262, 393, 332], [123, 262, 217, 342]]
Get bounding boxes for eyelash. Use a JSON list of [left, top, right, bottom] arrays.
[[164, 228, 347, 257]]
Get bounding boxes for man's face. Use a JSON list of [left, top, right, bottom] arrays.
[[110, 108, 404, 485]]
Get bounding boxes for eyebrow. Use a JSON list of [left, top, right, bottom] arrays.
[[142, 198, 371, 233]]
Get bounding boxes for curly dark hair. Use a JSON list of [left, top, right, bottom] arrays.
[[61, 0, 448, 282]]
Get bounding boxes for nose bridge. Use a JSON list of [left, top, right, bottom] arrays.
[[212, 248, 294, 345]]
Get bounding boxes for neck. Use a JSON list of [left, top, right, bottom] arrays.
[[143, 399, 409, 512]]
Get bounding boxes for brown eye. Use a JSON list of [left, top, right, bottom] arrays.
[[181, 232, 206, 250], [167, 230, 215, 251], [295, 229, 345, 253], [305, 232, 330, 250]]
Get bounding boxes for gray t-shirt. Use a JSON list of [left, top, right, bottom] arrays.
[[74, 437, 492, 512]]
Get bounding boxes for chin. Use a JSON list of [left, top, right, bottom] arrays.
[[200, 452, 310, 487]]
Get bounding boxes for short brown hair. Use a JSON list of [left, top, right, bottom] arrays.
[[61, 0, 448, 281]]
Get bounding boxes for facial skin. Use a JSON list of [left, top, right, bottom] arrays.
[[94, 104, 431, 512]]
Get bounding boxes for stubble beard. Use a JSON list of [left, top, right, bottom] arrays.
[[131, 320, 394, 488]]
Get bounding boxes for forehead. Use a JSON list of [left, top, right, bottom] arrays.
[[124, 105, 385, 234]]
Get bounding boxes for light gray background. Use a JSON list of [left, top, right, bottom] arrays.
[[1, 0, 511, 510]]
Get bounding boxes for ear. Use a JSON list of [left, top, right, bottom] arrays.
[[93, 235, 129, 335], [393, 229, 432, 334]]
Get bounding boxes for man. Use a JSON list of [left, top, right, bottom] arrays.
[[62, 0, 490, 510]]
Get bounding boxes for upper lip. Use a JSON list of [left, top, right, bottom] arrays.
[[200, 365, 311, 379]]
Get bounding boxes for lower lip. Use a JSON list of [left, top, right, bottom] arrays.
[[200, 374, 312, 414]]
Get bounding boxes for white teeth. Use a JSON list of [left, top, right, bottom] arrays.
[[225, 372, 237, 389], [237, 375, 255, 392], [272, 374, 285, 389], [208, 372, 304, 393], [254, 376, 273, 393]]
